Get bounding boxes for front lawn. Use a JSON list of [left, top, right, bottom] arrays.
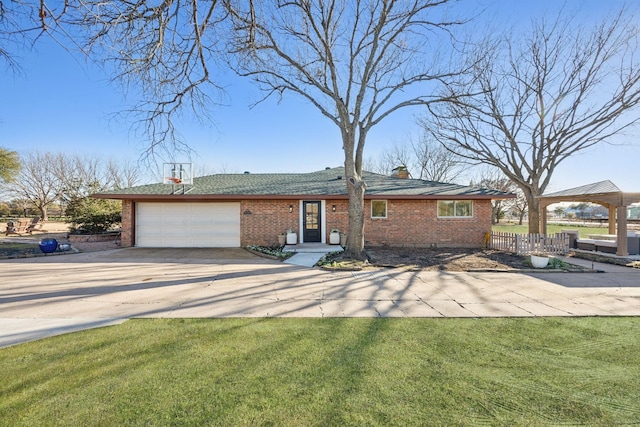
[[1, 318, 639, 426]]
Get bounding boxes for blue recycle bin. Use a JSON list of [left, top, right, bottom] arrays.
[[39, 238, 58, 254]]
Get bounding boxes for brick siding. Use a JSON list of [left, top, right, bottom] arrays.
[[120, 198, 492, 248], [363, 199, 492, 248], [240, 199, 300, 246], [240, 198, 491, 248], [120, 199, 134, 247]]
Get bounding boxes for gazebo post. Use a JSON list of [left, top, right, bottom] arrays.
[[540, 202, 548, 235], [616, 205, 629, 256], [608, 205, 616, 235]]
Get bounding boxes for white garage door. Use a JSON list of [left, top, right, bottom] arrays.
[[136, 202, 240, 247]]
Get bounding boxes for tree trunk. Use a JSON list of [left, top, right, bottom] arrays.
[[523, 189, 540, 234], [491, 201, 502, 224], [37, 205, 48, 222], [342, 122, 367, 260], [343, 166, 367, 260]]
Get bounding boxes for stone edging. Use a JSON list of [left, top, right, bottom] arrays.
[[68, 233, 121, 243]]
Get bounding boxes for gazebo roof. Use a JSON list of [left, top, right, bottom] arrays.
[[539, 180, 640, 207], [541, 180, 621, 198]]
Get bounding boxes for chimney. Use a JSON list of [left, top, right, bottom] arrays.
[[391, 166, 409, 179]]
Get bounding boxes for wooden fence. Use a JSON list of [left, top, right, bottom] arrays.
[[488, 232, 570, 255]]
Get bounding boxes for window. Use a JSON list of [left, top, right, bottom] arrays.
[[371, 200, 387, 218], [437, 200, 473, 218]]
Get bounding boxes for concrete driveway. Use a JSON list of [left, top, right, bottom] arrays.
[[1, 248, 640, 348]]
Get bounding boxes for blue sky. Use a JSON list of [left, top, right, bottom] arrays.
[[1, 0, 638, 192]]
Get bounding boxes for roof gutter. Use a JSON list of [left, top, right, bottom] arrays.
[[93, 193, 515, 201]]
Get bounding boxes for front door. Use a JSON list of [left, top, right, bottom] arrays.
[[303, 201, 321, 243]]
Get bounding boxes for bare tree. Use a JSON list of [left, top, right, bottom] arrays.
[[2, 0, 228, 159], [9, 198, 34, 217], [2, 151, 143, 220], [3, 151, 63, 221], [52, 154, 143, 204], [510, 191, 528, 226], [226, 0, 470, 258], [366, 143, 413, 176], [79, 0, 228, 159], [106, 159, 143, 190], [192, 163, 240, 178], [366, 135, 465, 182], [362, 156, 386, 175], [469, 168, 517, 224], [411, 134, 465, 182], [53, 155, 107, 210], [424, 8, 640, 233], [0, 0, 30, 72]]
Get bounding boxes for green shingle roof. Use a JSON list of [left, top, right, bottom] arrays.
[[541, 180, 621, 198], [96, 167, 511, 199]]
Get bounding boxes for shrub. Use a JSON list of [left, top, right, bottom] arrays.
[[0, 202, 10, 217], [246, 245, 294, 260], [66, 197, 121, 234]]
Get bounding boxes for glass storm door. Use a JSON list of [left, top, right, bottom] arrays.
[[303, 201, 321, 243]]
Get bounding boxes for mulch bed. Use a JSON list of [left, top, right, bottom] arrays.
[[366, 247, 534, 271]]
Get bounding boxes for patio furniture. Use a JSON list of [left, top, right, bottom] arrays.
[[594, 241, 617, 254], [4, 217, 41, 235], [576, 240, 595, 251], [587, 234, 617, 241], [577, 231, 640, 255], [5, 219, 29, 235], [576, 238, 617, 254], [628, 234, 640, 255], [25, 216, 42, 233]]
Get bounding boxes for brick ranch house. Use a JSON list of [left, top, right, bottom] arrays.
[[93, 167, 512, 248]]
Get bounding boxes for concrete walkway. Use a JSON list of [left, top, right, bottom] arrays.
[[1, 248, 639, 348], [283, 243, 342, 267]]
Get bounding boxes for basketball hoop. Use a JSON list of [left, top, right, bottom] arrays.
[[162, 163, 193, 186]]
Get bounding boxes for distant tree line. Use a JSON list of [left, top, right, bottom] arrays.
[[0, 149, 142, 232]]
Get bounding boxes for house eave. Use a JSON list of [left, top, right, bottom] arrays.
[[93, 192, 513, 201]]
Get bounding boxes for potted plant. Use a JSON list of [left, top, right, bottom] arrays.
[[286, 228, 297, 245], [329, 229, 341, 245], [530, 252, 549, 268], [278, 232, 286, 246]]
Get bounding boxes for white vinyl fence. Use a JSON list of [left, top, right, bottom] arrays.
[[489, 232, 570, 255]]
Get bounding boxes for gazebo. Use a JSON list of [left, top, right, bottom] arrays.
[[539, 181, 640, 256]]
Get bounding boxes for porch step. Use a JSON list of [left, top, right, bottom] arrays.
[[283, 243, 342, 253]]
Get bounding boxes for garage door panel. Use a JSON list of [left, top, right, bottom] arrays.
[[136, 202, 240, 247]]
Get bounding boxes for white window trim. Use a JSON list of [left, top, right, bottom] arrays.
[[371, 200, 388, 219], [437, 200, 474, 218], [298, 200, 327, 244]]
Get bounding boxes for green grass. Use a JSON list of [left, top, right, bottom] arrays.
[[0, 242, 40, 257], [493, 223, 609, 238], [1, 318, 639, 426]]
